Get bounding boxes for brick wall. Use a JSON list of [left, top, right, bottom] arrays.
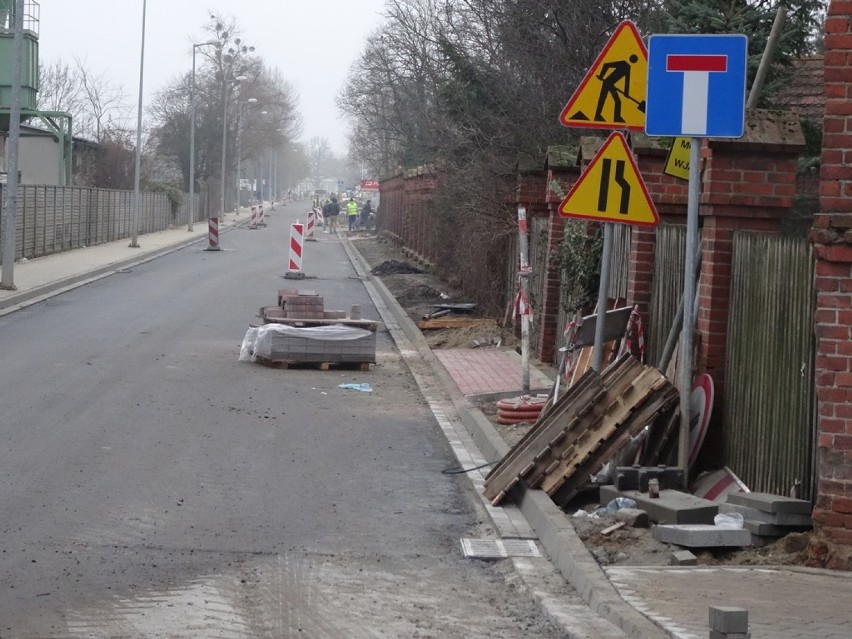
[[808, 0, 852, 570]]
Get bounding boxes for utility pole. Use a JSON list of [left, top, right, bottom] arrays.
[[1, 0, 25, 290]]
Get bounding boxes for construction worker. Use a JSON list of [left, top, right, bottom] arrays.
[[346, 198, 359, 231]]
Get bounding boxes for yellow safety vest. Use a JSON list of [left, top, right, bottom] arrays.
[[347, 201, 358, 216]]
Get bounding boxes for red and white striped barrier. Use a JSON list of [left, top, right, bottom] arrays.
[[205, 217, 222, 251], [305, 208, 316, 240], [249, 206, 258, 230], [316, 207, 324, 226], [285, 221, 305, 278], [258, 205, 267, 227]]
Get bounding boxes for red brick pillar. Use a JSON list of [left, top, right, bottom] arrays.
[[808, 0, 852, 569], [697, 126, 801, 387]]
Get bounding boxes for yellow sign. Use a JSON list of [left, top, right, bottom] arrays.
[[559, 132, 659, 227], [559, 21, 648, 132], [664, 137, 692, 180]]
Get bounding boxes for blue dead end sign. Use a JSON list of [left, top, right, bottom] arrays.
[[645, 34, 748, 138]]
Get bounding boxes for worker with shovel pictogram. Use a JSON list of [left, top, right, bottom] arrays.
[[594, 54, 645, 124]]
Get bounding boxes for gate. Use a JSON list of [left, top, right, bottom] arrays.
[[724, 232, 816, 499]]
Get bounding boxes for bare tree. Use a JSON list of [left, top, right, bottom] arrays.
[[36, 59, 85, 115], [75, 58, 129, 142]]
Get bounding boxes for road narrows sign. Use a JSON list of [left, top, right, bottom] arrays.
[[559, 21, 648, 132], [558, 132, 659, 227]]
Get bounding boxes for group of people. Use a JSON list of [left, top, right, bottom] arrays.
[[318, 195, 373, 234]]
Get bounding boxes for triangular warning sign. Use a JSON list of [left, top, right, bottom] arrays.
[[559, 21, 648, 132], [559, 132, 659, 227]]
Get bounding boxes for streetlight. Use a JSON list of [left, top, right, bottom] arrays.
[[220, 75, 248, 220], [188, 39, 220, 232], [130, 0, 147, 249], [235, 97, 258, 215]]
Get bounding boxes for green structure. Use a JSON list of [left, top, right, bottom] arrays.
[[0, 0, 38, 129], [0, 0, 74, 185]]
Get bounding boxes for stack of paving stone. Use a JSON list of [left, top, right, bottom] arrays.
[[258, 289, 348, 322], [718, 491, 813, 545], [708, 606, 750, 639], [249, 288, 377, 368]]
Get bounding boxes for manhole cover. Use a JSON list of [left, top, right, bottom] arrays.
[[460, 538, 540, 559]]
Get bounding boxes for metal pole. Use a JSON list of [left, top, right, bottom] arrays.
[[188, 45, 198, 232], [592, 223, 614, 372], [219, 81, 227, 219], [235, 103, 241, 216], [517, 206, 531, 395], [130, 0, 146, 248], [0, 0, 24, 290], [678, 137, 702, 476], [746, 7, 787, 109]]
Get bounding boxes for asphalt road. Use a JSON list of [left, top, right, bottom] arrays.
[[0, 201, 567, 637]]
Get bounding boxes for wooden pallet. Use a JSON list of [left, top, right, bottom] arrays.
[[254, 356, 372, 371], [483, 355, 677, 507]]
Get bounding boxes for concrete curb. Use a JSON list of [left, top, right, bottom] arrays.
[[341, 236, 666, 639]]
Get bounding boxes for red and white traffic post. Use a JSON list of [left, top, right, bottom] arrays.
[[258, 204, 267, 227], [284, 220, 306, 279], [249, 205, 258, 230], [305, 208, 317, 241], [204, 217, 222, 251]]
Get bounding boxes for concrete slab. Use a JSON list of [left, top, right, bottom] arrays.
[[652, 524, 751, 548], [599, 486, 718, 525], [725, 491, 811, 515], [742, 519, 812, 537], [719, 503, 812, 527]]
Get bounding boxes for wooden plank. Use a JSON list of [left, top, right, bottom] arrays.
[[254, 357, 372, 371], [601, 521, 627, 536], [551, 385, 679, 506], [483, 371, 605, 503], [485, 355, 642, 503], [416, 317, 497, 330], [506, 356, 643, 489], [539, 367, 673, 495]]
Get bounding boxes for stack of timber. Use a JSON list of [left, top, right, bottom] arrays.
[[483, 355, 678, 507]]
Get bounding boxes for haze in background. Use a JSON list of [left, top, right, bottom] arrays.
[[37, 0, 387, 150]]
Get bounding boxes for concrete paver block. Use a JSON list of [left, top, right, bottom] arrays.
[[652, 524, 751, 548], [709, 606, 749, 633], [725, 491, 811, 515], [709, 632, 749, 639], [670, 550, 697, 565], [742, 519, 812, 537], [600, 486, 718, 525], [719, 503, 812, 527]]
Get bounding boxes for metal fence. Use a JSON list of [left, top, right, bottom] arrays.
[[0, 185, 203, 262]]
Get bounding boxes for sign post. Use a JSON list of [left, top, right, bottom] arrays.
[[646, 33, 748, 475], [558, 21, 655, 374]]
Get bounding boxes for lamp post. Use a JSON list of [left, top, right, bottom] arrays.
[[188, 39, 219, 232], [130, 0, 147, 249], [235, 97, 258, 215], [220, 75, 248, 219]]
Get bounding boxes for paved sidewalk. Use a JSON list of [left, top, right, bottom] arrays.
[[0, 211, 246, 314], [433, 348, 553, 396]]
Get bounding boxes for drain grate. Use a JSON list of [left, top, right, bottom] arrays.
[[460, 538, 540, 559]]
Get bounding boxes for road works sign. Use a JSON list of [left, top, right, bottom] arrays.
[[664, 137, 692, 180], [559, 132, 659, 227], [645, 34, 748, 137], [559, 21, 648, 132]]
